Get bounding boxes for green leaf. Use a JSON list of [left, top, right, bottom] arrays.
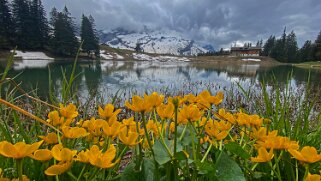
[[120, 163, 143, 181], [225, 142, 250, 159], [195, 160, 215, 175], [153, 140, 171, 165], [175, 151, 188, 161], [143, 158, 155, 180], [215, 151, 246, 181]]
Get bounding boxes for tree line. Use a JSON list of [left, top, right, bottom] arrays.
[[0, 0, 99, 56], [199, 28, 321, 63], [262, 28, 321, 63]]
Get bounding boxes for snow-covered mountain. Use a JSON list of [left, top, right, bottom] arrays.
[[99, 28, 208, 56]]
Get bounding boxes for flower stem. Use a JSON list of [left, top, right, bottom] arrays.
[[67, 171, 77, 181], [141, 112, 154, 155], [201, 144, 212, 162], [173, 101, 179, 181], [141, 112, 160, 180], [16, 159, 23, 181], [77, 164, 87, 181], [303, 164, 309, 180], [179, 125, 187, 141]]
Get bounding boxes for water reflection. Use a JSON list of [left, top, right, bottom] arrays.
[[1, 60, 321, 100]]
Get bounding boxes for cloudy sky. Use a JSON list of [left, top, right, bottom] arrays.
[[43, 0, 321, 49]]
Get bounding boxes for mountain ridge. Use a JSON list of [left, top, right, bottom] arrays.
[[99, 28, 210, 56]]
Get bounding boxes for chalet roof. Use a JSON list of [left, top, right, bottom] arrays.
[[231, 46, 262, 51]]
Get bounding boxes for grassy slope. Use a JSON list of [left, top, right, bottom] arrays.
[[2, 46, 281, 66], [292, 61, 321, 70]]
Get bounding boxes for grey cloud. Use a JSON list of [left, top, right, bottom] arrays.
[[43, 0, 321, 49]]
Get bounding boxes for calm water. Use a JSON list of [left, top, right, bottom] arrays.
[[1, 59, 321, 100]]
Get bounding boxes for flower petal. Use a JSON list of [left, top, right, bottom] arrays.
[[45, 162, 71, 176], [29, 149, 52, 161]]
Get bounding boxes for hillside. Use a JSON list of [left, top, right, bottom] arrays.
[[100, 28, 209, 56]]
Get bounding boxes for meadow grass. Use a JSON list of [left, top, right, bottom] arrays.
[[1, 52, 321, 181]]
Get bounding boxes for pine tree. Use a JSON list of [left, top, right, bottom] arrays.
[[262, 36, 275, 56], [0, 0, 15, 49], [29, 0, 49, 49], [80, 14, 99, 57], [286, 31, 298, 62], [12, 0, 32, 49], [299, 40, 313, 62], [270, 28, 288, 62], [50, 6, 79, 56], [314, 31, 321, 61]]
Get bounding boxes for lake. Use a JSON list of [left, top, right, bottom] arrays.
[[1, 59, 321, 101]]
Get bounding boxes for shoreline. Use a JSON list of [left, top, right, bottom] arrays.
[[0, 49, 283, 67]]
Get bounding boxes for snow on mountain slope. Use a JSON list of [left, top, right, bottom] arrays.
[[100, 28, 208, 56]]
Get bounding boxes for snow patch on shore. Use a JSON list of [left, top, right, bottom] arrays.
[[242, 58, 261, 62], [100, 50, 124, 60], [12, 50, 54, 60], [132, 53, 190, 62], [13, 59, 54, 70]]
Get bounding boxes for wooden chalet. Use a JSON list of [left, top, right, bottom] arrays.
[[230, 46, 262, 57]]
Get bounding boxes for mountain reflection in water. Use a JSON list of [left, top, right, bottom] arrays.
[[1, 60, 321, 100]]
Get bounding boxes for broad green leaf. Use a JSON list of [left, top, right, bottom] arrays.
[[195, 160, 215, 175], [215, 151, 246, 181], [120, 163, 143, 181], [225, 142, 250, 159], [143, 158, 155, 180], [175, 151, 188, 161], [153, 140, 171, 165]]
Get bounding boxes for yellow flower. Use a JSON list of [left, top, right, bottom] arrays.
[[235, 112, 251, 127], [82, 117, 106, 137], [59, 103, 78, 119], [184, 93, 199, 104], [146, 120, 160, 136], [119, 127, 141, 146], [125, 95, 153, 113], [200, 136, 210, 145], [0, 175, 30, 181], [178, 104, 203, 123], [205, 120, 229, 140], [0, 140, 43, 159], [122, 117, 136, 127], [142, 139, 154, 149], [45, 161, 72, 176], [98, 104, 121, 121], [288, 146, 321, 163], [156, 103, 174, 120], [86, 144, 118, 169], [168, 96, 186, 107], [103, 121, 121, 139], [51, 144, 77, 162], [304, 173, 321, 181], [62, 126, 89, 139], [251, 127, 270, 141], [169, 122, 175, 133], [215, 108, 236, 124], [39, 132, 58, 144], [255, 136, 299, 150], [146, 92, 164, 108], [11, 175, 30, 181], [236, 113, 263, 128], [248, 114, 263, 127], [47, 111, 64, 127], [213, 119, 231, 131], [75, 150, 89, 163], [29, 149, 53, 161], [251, 147, 274, 163], [197, 90, 224, 108]]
